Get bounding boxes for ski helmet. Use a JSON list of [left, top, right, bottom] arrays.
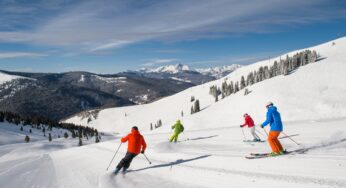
[[266, 101, 273, 108]]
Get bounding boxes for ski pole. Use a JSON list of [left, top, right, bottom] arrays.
[[106, 143, 122, 171], [263, 127, 269, 136], [142, 153, 152, 165], [183, 132, 189, 140], [282, 132, 300, 146], [241, 127, 246, 140], [255, 129, 266, 137]]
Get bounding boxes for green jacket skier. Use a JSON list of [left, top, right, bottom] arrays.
[[169, 120, 184, 142]]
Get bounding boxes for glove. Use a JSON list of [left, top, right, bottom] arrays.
[[240, 125, 243, 128], [260, 124, 264, 128], [141, 150, 145, 154]]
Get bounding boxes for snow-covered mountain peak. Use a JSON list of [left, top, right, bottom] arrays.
[[196, 64, 242, 78], [141, 63, 191, 74]]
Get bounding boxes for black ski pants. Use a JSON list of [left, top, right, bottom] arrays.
[[116, 152, 138, 170]]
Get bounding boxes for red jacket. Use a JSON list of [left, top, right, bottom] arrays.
[[121, 129, 147, 154], [241, 115, 255, 128]]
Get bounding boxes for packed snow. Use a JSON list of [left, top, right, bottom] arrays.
[[1, 37, 346, 188], [0, 71, 29, 85]]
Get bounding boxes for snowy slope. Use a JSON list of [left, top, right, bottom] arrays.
[[1, 37, 346, 188], [2, 118, 346, 188], [66, 37, 346, 134], [0, 71, 28, 85]]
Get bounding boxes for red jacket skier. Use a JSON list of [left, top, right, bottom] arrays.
[[240, 113, 255, 128], [240, 113, 261, 141]]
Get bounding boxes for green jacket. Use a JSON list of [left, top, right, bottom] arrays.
[[172, 122, 184, 134]]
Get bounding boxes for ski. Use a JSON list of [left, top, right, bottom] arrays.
[[245, 152, 288, 159], [243, 140, 265, 143], [245, 155, 270, 159], [246, 148, 307, 159]]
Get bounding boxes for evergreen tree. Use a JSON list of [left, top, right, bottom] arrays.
[[25, 135, 30, 143], [240, 76, 246, 90], [78, 138, 83, 146], [229, 81, 234, 94], [258, 66, 264, 81], [234, 82, 239, 93], [87, 117, 92, 123], [190, 96, 195, 102], [48, 133, 52, 142], [95, 136, 100, 143], [244, 88, 249, 96], [283, 60, 289, 75], [194, 100, 200, 113], [20, 126, 23, 131], [29, 129, 32, 133], [64, 132, 69, 138]]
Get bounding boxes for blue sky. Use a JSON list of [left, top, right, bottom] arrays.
[[0, 0, 346, 73]]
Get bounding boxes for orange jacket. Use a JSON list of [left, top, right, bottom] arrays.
[[121, 129, 147, 154]]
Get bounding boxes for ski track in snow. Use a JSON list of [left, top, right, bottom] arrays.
[[1, 119, 346, 187], [0, 154, 57, 188], [87, 130, 346, 188]]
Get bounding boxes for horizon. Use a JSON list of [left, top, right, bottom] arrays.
[[0, 0, 345, 74]]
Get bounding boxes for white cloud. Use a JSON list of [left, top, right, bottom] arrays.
[[141, 58, 179, 67], [0, 0, 345, 52], [0, 52, 47, 59], [90, 40, 132, 51]]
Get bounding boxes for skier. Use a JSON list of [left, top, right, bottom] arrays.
[[240, 113, 261, 141], [169, 120, 184, 142], [114, 126, 147, 173], [260, 102, 285, 156]]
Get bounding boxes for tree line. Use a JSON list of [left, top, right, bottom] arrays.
[[0, 111, 100, 144], [210, 49, 319, 101]]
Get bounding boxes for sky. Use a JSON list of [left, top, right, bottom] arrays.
[[0, 0, 346, 74]]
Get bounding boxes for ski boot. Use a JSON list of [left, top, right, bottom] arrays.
[[267, 152, 281, 157], [114, 168, 121, 174]]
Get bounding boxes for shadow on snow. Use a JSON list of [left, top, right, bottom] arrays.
[[129, 155, 211, 173], [179, 135, 219, 142]]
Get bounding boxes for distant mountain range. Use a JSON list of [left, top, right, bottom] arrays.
[[0, 70, 193, 120], [0, 64, 240, 120], [127, 64, 242, 84]]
